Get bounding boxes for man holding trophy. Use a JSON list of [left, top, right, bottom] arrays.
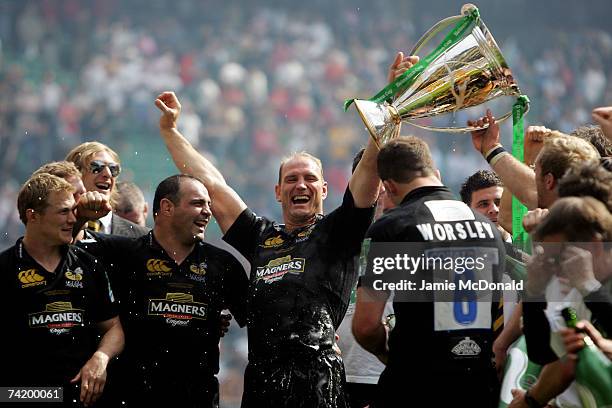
[[153, 49, 419, 407], [349, 3, 530, 408]]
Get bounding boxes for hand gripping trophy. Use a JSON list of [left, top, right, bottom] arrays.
[[346, 3, 529, 147]]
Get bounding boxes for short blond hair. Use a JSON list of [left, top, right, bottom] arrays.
[[32, 161, 82, 180], [537, 133, 600, 180], [17, 173, 74, 225], [65, 141, 120, 171], [278, 152, 324, 183]]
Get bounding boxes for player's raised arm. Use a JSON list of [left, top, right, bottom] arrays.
[[155, 91, 247, 233]]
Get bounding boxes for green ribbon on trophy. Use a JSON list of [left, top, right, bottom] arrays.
[[511, 95, 531, 252], [343, 6, 481, 112], [345, 3, 529, 140]]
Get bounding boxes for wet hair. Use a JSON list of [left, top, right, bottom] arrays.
[[459, 170, 503, 205], [278, 152, 324, 184], [17, 173, 74, 225], [570, 125, 612, 158], [536, 133, 599, 180], [152, 174, 204, 218], [558, 163, 612, 212], [377, 136, 435, 183], [533, 196, 612, 242], [32, 161, 82, 180]]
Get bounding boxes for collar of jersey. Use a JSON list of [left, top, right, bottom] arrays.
[[276, 213, 323, 235], [400, 185, 453, 206]]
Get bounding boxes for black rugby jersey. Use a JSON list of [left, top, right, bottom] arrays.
[[78, 231, 248, 380], [0, 238, 117, 386], [223, 188, 374, 360], [364, 186, 505, 405]]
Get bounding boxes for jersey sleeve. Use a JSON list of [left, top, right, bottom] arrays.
[[220, 252, 249, 327], [222, 208, 268, 261], [324, 187, 375, 257]]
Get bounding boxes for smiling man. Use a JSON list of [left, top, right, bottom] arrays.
[[460, 169, 510, 241], [0, 173, 124, 407], [65, 142, 148, 237], [155, 90, 380, 408], [77, 174, 247, 407]]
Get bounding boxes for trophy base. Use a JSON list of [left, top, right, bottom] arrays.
[[354, 99, 401, 149]]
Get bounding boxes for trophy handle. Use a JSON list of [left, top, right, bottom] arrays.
[[405, 109, 517, 133], [409, 15, 464, 56]]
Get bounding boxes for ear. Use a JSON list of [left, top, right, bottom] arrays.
[[382, 180, 397, 199], [143, 202, 149, 218], [435, 169, 442, 181], [321, 180, 328, 200], [159, 198, 174, 216], [544, 173, 556, 191], [25, 208, 38, 224], [274, 184, 281, 202]]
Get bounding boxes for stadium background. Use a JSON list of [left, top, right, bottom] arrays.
[[1, 0, 610, 405]]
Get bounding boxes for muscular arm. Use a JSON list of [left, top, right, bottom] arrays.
[[352, 286, 390, 363], [349, 136, 381, 208], [155, 92, 247, 233], [469, 110, 538, 210], [348, 52, 420, 209]]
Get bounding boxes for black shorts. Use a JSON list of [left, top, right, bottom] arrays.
[[242, 350, 348, 408]]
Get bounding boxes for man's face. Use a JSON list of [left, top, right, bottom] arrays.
[[470, 186, 503, 225], [32, 190, 77, 246], [168, 179, 212, 243], [81, 151, 120, 201], [535, 156, 557, 209], [65, 175, 86, 204], [275, 156, 327, 226]]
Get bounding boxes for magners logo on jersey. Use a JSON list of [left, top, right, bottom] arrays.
[[148, 293, 208, 324], [255, 255, 305, 284], [18, 269, 46, 288], [29, 302, 84, 332]]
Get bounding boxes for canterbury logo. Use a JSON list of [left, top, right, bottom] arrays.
[[262, 235, 284, 248], [146, 259, 172, 273], [18, 269, 45, 284]]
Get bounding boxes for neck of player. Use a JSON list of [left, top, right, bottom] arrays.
[[22, 233, 63, 273], [152, 227, 195, 265]]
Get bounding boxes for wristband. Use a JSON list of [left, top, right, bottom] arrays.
[[485, 146, 506, 163], [483, 144, 503, 159]]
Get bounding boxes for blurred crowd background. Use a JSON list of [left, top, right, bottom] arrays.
[[1, 0, 610, 406]]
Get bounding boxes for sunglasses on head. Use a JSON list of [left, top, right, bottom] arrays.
[[89, 160, 121, 177]]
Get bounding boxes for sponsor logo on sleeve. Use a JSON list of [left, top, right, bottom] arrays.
[[255, 255, 306, 284], [148, 293, 208, 327], [18, 269, 46, 288], [29, 302, 84, 335]]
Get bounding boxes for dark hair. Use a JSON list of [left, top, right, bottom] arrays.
[[351, 148, 366, 174], [570, 125, 612, 158], [558, 163, 612, 212], [153, 174, 204, 218], [377, 136, 435, 182], [459, 170, 503, 205]]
